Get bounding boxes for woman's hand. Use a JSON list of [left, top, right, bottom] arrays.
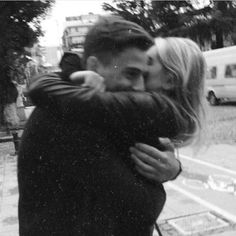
[[129, 138, 182, 183], [70, 71, 105, 92]]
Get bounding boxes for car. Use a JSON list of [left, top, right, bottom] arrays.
[[204, 46, 236, 105]]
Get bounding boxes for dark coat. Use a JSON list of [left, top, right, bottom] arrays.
[[18, 73, 186, 236]]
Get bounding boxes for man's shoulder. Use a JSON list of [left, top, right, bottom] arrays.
[[30, 72, 63, 85], [24, 107, 85, 134], [22, 107, 57, 132]]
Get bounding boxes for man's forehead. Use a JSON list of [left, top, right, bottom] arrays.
[[115, 47, 148, 69]]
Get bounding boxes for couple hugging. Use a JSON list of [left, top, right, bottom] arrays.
[[18, 15, 206, 236]]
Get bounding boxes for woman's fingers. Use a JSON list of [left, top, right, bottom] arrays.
[[129, 146, 161, 167], [158, 137, 175, 152], [132, 143, 168, 164], [129, 142, 181, 182], [131, 154, 155, 172], [135, 165, 156, 180]]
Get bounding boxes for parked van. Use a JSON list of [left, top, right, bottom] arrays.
[[203, 46, 236, 105]]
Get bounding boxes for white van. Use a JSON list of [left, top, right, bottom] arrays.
[[203, 46, 236, 105]]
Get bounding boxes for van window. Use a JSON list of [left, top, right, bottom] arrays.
[[207, 66, 217, 79], [225, 64, 236, 78]]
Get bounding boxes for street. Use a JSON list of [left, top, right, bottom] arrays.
[[155, 103, 236, 235], [158, 142, 236, 235]]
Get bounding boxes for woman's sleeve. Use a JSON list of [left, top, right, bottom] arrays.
[[29, 73, 183, 139]]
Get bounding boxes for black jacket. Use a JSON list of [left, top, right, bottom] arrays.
[[18, 73, 185, 236]]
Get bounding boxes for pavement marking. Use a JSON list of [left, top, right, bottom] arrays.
[[179, 154, 236, 176], [167, 182, 236, 223]]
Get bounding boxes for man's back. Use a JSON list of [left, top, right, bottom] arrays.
[[18, 107, 166, 236], [18, 107, 115, 235]]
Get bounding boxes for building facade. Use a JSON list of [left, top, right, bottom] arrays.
[[62, 13, 100, 53]]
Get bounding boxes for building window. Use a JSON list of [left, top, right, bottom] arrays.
[[70, 27, 76, 33], [225, 64, 236, 78], [71, 36, 84, 44], [207, 66, 217, 79], [77, 27, 88, 34]]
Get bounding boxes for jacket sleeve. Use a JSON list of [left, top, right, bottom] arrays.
[[29, 73, 184, 140]]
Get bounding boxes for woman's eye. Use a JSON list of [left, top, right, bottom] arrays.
[[147, 57, 153, 66]]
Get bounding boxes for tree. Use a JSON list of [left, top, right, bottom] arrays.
[[208, 0, 236, 49], [150, 1, 213, 48], [103, 0, 158, 36], [102, 0, 236, 49], [102, 0, 211, 37], [103, 0, 156, 36], [0, 0, 54, 128]]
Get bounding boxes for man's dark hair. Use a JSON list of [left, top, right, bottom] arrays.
[[59, 51, 83, 80], [83, 15, 154, 66]]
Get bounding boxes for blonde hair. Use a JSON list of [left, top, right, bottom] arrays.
[[154, 37, 206, 147]]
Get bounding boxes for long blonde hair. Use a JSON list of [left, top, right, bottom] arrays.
[[154, 37, 206, 147]]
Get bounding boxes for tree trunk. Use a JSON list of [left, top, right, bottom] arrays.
[[215, 29, 224, 48], [3, 102, 20, 131], [0, 103, 5, 128], [0, 69, 19, 131]]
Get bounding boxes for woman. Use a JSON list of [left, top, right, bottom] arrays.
[[28, 37, 206, 235]]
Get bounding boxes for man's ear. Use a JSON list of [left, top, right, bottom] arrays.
[[86, 56, 99, 72]]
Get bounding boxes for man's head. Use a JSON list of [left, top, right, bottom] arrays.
[[59, 51, 83, 80], [83, 15, 154, 91]]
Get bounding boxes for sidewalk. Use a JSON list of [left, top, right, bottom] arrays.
[[157, 185, 236, 236], [0, 141, 236, 236], [0, 142, 18, 236]]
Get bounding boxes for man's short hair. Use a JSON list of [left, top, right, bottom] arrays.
[[59, 51, 83, 80], [83, 15, 154, 65]]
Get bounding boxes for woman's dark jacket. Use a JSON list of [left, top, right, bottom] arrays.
[[18, 73, 186, 236]]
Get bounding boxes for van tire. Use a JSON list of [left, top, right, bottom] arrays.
[[208, 92, 219, 106]]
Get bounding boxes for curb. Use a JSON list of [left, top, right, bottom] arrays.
[[0, 136, 13, 143]]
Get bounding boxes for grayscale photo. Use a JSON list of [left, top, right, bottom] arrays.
[[0, 0, 236, 235]]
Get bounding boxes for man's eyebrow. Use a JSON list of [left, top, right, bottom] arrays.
[[124, 67, 142, 73], [125, 67, 149, 79]]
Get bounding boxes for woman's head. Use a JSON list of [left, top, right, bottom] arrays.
[[146, 37, 207, 146]]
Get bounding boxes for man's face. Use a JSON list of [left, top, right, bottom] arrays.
[[96, 47, 148, 91]]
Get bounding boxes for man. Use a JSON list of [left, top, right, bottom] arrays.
[[18, 15, 181, 236]]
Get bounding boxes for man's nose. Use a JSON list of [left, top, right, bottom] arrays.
[[132, 77, 145, 91]]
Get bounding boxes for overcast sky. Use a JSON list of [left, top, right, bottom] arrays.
[[40, 0, 113, 47], [39, 0, 211, 47]]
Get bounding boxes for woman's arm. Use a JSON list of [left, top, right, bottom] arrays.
[[29, 73, 184, 140]]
